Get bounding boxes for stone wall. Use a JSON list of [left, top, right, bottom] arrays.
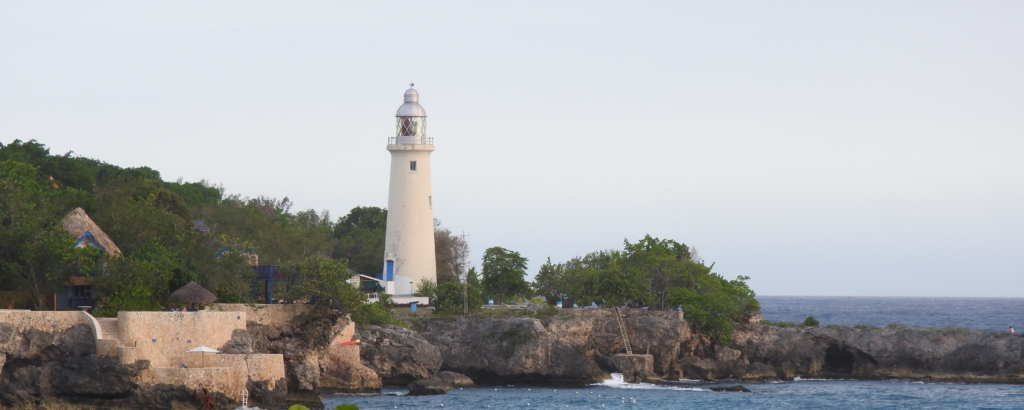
[[213, 304, 312, 328], [0, 310, 95, 336], [117, 311, 246, 368]]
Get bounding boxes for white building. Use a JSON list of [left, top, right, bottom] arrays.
[[381, 85, 437, 296]]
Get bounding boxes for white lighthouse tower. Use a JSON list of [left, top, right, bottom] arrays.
[[382, 85, 437, 295]]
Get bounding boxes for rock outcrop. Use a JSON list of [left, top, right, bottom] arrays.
[[709, 385, 752, 392], [603, 354, 659, 383], [356, 324, 442, 385], [435, 371, 475, 387], [413, 309, 690, 385], [406, 371, 474, 395], [407, 377, 452, 396], [246, 316, 381, 396], [728, 324, 1024, 382]]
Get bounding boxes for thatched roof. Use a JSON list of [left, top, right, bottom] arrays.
[[61, 208, 122, 257], [170, 281, 217, 304]]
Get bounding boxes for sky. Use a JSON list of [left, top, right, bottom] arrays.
[[1, 1, 1022, 297]]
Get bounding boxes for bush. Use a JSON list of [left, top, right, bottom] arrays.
[[803, 316, 820, 327], [351, 293, 400, 326], [434, 281, 483, 314]]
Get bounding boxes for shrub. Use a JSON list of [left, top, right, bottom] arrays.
[[433, 281, 483, 314], [803, 316, 820, 327]]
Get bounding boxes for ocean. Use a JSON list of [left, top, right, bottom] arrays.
[[325, 378, 1024, 409], [757, 296, 1024, 332], [322, 297, 1024, 409]]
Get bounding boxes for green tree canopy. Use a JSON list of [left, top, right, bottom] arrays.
[[332, 206, 387, 276], [532, 235, 760, 346], [0, 160, 99, 308], [481, 246, 530, 305]]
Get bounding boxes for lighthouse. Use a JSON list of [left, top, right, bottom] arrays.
[[382, 85, 437, 295]]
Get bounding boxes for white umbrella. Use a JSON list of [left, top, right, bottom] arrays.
[[187, 345, 219, 368]]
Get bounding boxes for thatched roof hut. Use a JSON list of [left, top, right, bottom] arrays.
[[61, 207, 122, 257], [170, 281, 217, 305]]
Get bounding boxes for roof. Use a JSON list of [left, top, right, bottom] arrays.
[[191, 220, 211, 233], [360, 281, 385, 292], [355, 274, 383, 283], [396, 87, 427, 117], [170, 281, 217, 304], [61, 208, 122, 257]]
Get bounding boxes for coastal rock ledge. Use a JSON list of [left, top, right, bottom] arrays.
[[724, 324, 1024, 382]]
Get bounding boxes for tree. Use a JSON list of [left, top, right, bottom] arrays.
[[481, 247, 530, 305], [622, 235, 692, 310], [434, 280, 482, 314], [434, 221, 469, 284], [413, 278, 438, 300], [566, 251, 651, 308], [282, 256, 363, 310], [332, 207, 387, 276], [0, 160, 96, 309], [667, 274, 758, 345], [532, 258, 568, 305]]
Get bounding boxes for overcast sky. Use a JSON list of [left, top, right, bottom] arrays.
[[2, 1, 1022, 297]]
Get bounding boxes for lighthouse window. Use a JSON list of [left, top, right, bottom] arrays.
[[409, 161, 417, 171]]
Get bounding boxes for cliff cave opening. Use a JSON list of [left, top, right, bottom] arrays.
[[823, 341, 877, 374]]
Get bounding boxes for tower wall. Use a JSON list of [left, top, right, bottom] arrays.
[[383, 144, 437, 294]]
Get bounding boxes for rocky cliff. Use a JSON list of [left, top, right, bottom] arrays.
[[407, 309, 690, 385], [366, 310, 1024, 385], [723, 324, 1024, 382]]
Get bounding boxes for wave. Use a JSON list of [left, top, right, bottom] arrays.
[[592, 373, 706, 391]]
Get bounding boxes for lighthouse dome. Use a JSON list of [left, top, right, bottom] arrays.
[[396, 87, 427, 117]]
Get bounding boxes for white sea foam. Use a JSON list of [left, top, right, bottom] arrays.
[[593, 373, 706, 391]]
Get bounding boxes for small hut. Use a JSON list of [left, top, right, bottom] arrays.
[[62, 207, 122, 257], [58, 208, 122, 309], [170, 282, 217, 309]]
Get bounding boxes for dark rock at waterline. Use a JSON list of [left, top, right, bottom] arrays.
[[603, 354, 660, 383], [357, 324, 442, 385], [435, 371, 475, 387], [407, 376, 453, 396], [730, 324, 1024, 382], [709, 385, 752, 392]]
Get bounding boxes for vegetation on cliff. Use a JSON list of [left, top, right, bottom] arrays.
[[533, 235, 759, 345], [0, 140, 394, 322]]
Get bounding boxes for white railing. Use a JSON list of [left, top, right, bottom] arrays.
[[388, 136, 434, 145]]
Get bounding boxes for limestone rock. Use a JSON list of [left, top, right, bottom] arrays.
[[407, 376, 452, 396], [604, 354, 660, 383], [731, 324, 1024, 381], [435, 371, 474, 387], [357, 324, 442, 385], [682, 358, 719, 380], [742, 362, 776, 380], [221, 328, 254, 354], [415, 309, 688, 384], [714, 346, 741, 362], [318, 345, 382, 393], [710, 385, 752, 392]]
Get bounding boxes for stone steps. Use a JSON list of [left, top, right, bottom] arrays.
[[96, 318, 119, 342]]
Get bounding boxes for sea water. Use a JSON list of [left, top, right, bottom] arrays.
[[758, 296, 1024, 332], [323, 297, 1024, 409], [325, 376, 1024, 409]]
